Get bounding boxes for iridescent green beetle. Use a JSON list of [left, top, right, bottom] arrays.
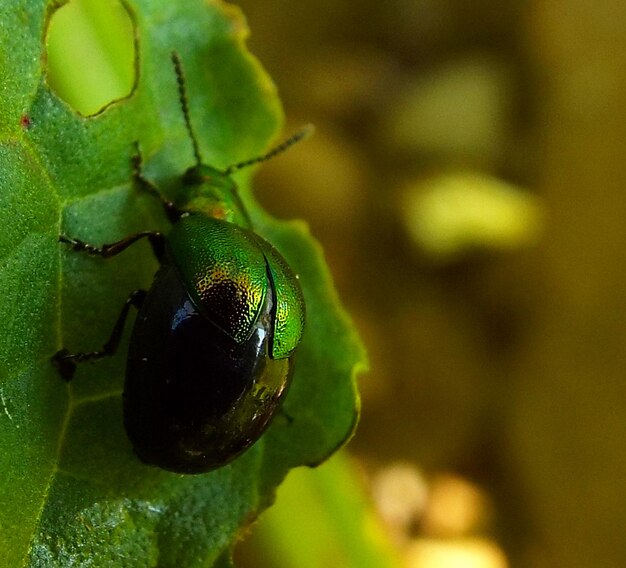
[[52, 54, 307, 474]]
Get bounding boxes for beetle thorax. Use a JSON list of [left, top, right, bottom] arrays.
[[177, 164, 251, 227]]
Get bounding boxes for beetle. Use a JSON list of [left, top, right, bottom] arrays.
[[52, 53, 307, 474]]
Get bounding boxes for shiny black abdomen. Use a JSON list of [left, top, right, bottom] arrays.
[[124, 264, 292, 474]]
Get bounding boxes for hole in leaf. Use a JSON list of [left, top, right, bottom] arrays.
[[46, 0, 137, 116]]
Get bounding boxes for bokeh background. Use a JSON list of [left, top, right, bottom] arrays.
[[233, 1, 626, 567], [45, 1, 626, 567]]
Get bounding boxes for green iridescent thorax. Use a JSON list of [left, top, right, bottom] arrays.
[[174, 164, 252, 228], [167, 214, 305, 360]]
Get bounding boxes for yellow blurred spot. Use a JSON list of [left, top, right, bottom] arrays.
[[46, 0, 136, 116], [406, 538, 508, 568], [371, 463, 429, 543], [422, 474, 490, 537], [402, 172, 544, 261]]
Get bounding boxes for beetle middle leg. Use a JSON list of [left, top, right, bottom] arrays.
[[53, 230, 164, 379], [52, 289, 147, 381], [59, 231, 166, 263]]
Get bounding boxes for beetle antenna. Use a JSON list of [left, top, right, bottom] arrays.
[[223, 124, 315, 176], [171, 52, 203, 167]]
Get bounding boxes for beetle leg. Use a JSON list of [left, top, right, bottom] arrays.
[[52, 289, 147, 381], [59, 231, 166, 263], [131, 142, 162, 199], [278, 407, 294, 424], [132, 142, 181, 221]]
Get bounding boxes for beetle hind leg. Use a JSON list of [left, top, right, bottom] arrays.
[[52, 289, 147, 381]]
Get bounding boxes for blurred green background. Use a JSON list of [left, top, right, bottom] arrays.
[[46, 0, 626, 567]]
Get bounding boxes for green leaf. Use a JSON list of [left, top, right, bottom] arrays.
[[0, 1, 365, 566], [242, 451, 401, 568]]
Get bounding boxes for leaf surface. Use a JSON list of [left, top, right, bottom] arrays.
[[0, 1, 365, 566]]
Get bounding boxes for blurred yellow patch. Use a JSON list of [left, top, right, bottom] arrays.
[[406, 538, 508, 568], [402, 172, 544, 261]]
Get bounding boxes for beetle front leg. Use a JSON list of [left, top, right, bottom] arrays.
[[132, 142, 182, 222], [52, 289, 147, 381]]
